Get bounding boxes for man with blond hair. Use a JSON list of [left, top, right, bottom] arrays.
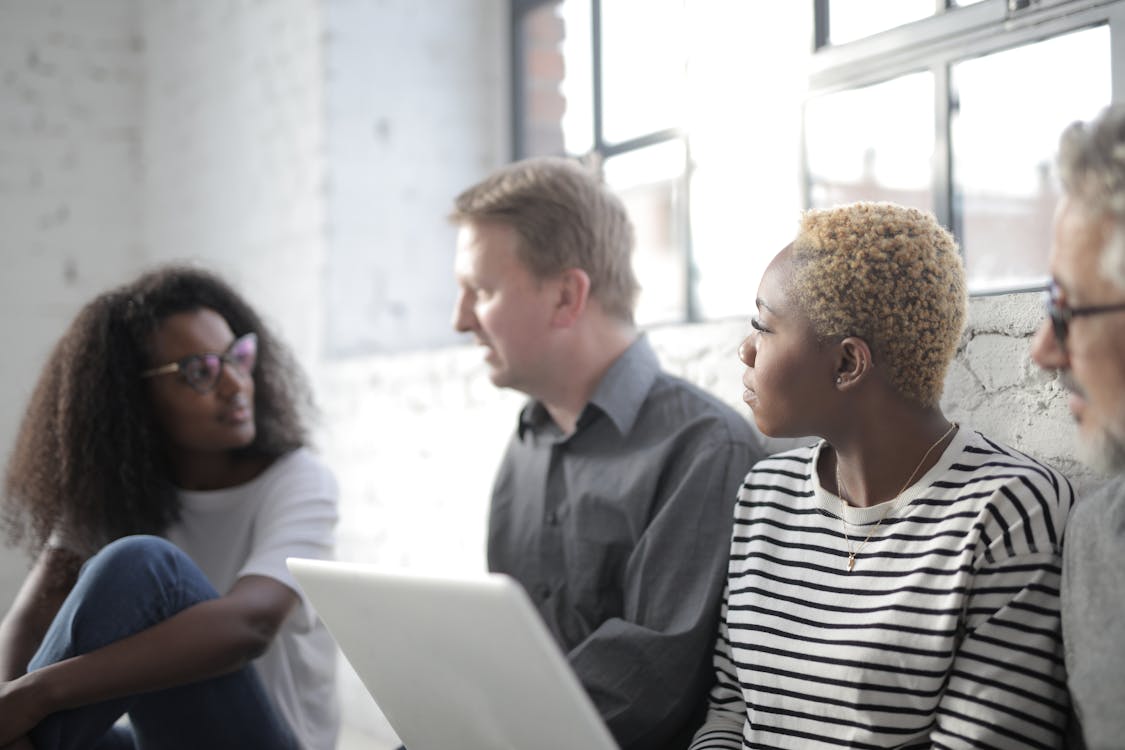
[[450, 157, 762, 749], [1031, 105, 1125, 748]]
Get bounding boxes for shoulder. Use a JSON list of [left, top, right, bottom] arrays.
[[734, 445, 819, 520], [951, 430, 1073, 556], [952, 430, 1073, 503], [647, 371, 759, 448], [258, 448, 339, 501], [1067, 475, 1125, 554], [743, 443, 819, 488]]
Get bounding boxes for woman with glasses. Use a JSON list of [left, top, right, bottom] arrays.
[[0, 266, 339, 750], [690, 202, 1073, 749]]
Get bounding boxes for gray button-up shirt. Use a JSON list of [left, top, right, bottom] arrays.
[[488, 336, 762, 750]]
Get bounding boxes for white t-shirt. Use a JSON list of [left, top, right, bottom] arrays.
[[165, 447, 340, 750]]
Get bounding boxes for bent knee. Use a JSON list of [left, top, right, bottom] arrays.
[[80, 535, 215, 605], [92, 534, 183, 571]]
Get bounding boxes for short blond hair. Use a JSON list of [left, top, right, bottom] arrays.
[[789, 202, 966, 407], [451, 157, 639, 323]]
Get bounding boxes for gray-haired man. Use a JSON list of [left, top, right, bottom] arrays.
[[1031, 104, 1125, 749]]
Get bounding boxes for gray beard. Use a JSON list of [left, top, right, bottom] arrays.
[[1079, 420, 1125, 474]]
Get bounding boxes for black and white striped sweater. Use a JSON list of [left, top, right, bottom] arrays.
[[691, 428, 1073, 750]]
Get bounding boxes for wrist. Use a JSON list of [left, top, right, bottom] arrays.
[[10, 664, 58, 720]]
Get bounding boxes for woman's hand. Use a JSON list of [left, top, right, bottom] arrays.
[[0, 674, 48, 747]]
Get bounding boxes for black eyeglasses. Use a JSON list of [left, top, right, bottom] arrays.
[[140, 332, 258, 394], [1043, 281, 1125, 353]]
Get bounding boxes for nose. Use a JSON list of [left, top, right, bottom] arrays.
[[1029, 317, 1068, 372], [452, 289, 477, 334], [738, 335, 756, 367], [214, 359, 249, 398]]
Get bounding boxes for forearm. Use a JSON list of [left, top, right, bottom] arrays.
[[0, 549, 79, 680], [11, 593, 276, 718], [0, 614, 42, 682], [0, 597, 63, 681]]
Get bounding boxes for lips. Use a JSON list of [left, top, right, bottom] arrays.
[[221, 396, 252, 424], [477, 339, 498, 365], [742, 376, 757, 407]]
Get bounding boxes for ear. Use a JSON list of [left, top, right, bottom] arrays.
[[833, 336, 873, 390], [549, 268, 591, 328]]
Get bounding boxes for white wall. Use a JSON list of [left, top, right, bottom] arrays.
[[323, 0, 510, 355], [0, 0, 144, 611], [140, 0, 328, 371]]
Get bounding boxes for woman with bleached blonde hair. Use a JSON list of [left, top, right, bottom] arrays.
[[690, 202, 1074, 749]]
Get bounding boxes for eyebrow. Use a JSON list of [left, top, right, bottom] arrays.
[[755, 297, 775, 313]]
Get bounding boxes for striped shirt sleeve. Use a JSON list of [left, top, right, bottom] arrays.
[[689, 589, 745, 749]]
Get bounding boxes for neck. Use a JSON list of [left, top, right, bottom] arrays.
[[538, 316, 636, 435], [827, 400, 955, 508], [168, 449, 270, 491]]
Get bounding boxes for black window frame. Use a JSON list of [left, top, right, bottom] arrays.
[[809, 0, 1125, 294]]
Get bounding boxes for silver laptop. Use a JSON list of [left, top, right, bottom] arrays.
[[286, 557, 620, 750]]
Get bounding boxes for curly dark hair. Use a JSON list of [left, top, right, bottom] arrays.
[[2, 265, 314, 560]]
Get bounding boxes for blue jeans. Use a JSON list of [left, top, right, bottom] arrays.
[[27, 535, 298, 750]]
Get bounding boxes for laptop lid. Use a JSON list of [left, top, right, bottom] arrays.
[[286, 558, 620, 750]]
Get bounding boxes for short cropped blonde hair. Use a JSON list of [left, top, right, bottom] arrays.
[[789, 202, 967, 407]]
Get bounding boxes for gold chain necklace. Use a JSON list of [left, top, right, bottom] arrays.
[[835, 422, 958, 572]]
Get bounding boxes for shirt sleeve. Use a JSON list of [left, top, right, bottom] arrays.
[[567, 438, 757, 748], [929, 550, 1068, 748], [688, 586, 745, 749], [929, 469, 1071, 749], [237, 452, 340, 616]]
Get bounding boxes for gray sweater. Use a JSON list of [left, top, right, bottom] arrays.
[[1063, 474, 1125, 750]]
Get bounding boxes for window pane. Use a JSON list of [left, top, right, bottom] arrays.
[[952, 26, 1111, 291], [559, 0, 594, 155], [519, 2, 567, 157], [829, 0, 934, 45], [688, 2, 810, 320], [600, 0, 686, 144], [805, 72, 935, 212], [603, 140, 688, 326]]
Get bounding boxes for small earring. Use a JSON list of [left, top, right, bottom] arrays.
[[835, 376, 843, 385]]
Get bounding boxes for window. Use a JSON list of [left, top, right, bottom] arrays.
[[809, 0, 1120, 292], [827, 0, 935, 45], [514, 0, 1121, 320], [805, 72, 935, 211], [951, 27, 1110, 290], [514, 0, 810, 324]]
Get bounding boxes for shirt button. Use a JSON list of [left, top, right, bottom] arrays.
[[545, 510, 559, 526]]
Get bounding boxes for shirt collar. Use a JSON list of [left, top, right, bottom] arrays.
[[518, 334, 659, 439]]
